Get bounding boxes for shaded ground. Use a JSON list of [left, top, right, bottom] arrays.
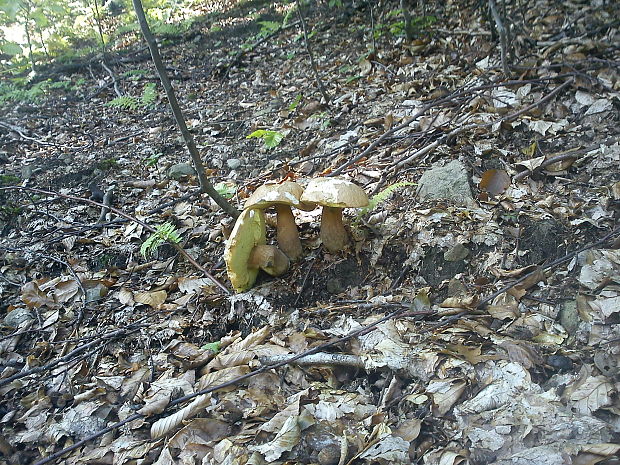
[[1, 0, 619, 464]]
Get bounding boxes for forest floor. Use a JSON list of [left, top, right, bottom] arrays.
[[1, 0, 620, 464]]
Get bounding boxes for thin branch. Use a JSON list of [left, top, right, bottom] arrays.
[[0, 186, 231, 294], [477, 224, 620, 308], [0, 326, 142, 388], [488, 0, 510, 76], [101, 61, 121, 97], [295, 0, 330, 103], [131, 0, 239, 219], [328, 75, 576, 176], [392, 78, 573, 170], [224, 20, 300, 74], [512, 143, 607, 182], [259, 352, 365, 368]]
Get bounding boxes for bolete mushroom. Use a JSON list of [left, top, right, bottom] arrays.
[[224, 208, 290, 292], [244, 181, 313, 261], [300, 178, 369, 253]]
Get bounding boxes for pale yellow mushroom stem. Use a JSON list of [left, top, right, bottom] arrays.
[[248, 245, 290, 276], [275, 204, 303, 261], [320, 206, 349, 253]]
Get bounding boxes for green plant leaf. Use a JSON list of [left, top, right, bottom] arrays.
[[358, 181, 417, 217], [1, 42, 22, 56], [201, 341, 221, 353], [214, 181, 237, 199], [246, 129, 285, 149], [288, 93, 303, 111], [107, 95, 140, 110], [140, 222, 182, 259], [141, 82, 157, 107]]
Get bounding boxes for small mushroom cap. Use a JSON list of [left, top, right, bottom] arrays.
[[224, 208, 267, 292], [245, 181, 314, 210], [300, 178, 369, 208]]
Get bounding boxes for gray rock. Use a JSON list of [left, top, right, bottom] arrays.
[[559, 300, 579, 335], [168, 163, 195, 180], [417, 160, 474, 207], [226, 158, 242, 170], [444, 243, 470, 262], [4, 308, 34, 327], [21, 164, 34, 179]]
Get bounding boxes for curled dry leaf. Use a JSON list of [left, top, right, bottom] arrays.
[[133, 289, 167, 308], [479, 169, 511, 196]]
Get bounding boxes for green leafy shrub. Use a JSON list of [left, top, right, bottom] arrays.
[[0, 79, 48, 103], [0, 174, 20, 186], [246, 129, 285, 149], [123, 69, 150, 79], [140, 222, 181, 259], [107, 95, 140, 110], [214, 181, 237, 199], [97, 158, 118, 170]]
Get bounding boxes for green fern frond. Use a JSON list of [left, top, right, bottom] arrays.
[[107, 95, 140, 110], [123, 69, 149, 78], [140, 222, 182, 259], [140, 83, 157, 107], [358, 181, 417, 217]]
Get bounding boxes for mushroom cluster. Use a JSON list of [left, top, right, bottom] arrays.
[[224, 178, 368, 292]]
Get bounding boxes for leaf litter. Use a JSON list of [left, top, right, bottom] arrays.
[[0, 0, 620, 464]]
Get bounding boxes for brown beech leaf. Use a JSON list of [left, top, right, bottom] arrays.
[[479, 169, 511, 196], [134, 290, 167, 308], [21, 281, 56, 309]]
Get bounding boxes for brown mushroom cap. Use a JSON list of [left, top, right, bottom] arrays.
[[300, 178, 369, 208], [244, 181, 313, 261], [300, 178, 369, 253], [245, 181, 314, 211]]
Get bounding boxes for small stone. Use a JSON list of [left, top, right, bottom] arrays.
[[558, 300, 579, 334], [547, 354, 573, 372], [326, 278, 344, 294], [298, 160, 314, 174], [21, 164, 34, 179], [4, 308, 34, 327], [226, 158, 242, 170], [318, 445, 341, 465], [168, 163, 195, 180], [417, 160, 475, 207], [444, 243, 470, 262]]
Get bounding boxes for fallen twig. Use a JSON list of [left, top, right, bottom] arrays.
[[33, 305, 434, 465], [0, 186, 231, 294], [478, 223, 620, 308], [0, 325, 143, 388], [512, 143, 607, 182], [259, 352, 365, 368], [223, 20, 301, 75], [488, 0, 510, 76], [329, 75, 576, 176], [97, 187, 114, 223]]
